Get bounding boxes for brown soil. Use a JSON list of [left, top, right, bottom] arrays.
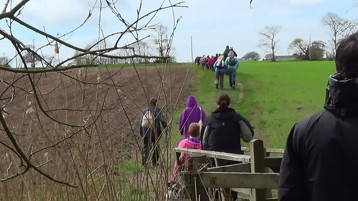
[[0, 65, 195, 183]]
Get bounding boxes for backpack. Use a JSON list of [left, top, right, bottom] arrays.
[[142, 110, 154, 129], [216, 60, 224, 68], [205, 117, 242, 153], [229, 57, 236, 66], [198, 107, 203, 132]]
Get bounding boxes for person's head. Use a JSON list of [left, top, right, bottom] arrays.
[[229, 50, 235, 57], [335, 33, 358, 78], [188, 122, 200, 138], [149, 97, 157, 107], [216, 93, 231, 109], [230, 47, 233, 51]]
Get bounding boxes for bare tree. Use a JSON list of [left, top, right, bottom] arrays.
[[258, 26, 281, 61], [130, 41, 150, 63], [0, 56, 10, 68], [288, 38, 325, 60], [153, 24, 176, 62], [321, 12, 358, 56], [0, 0, 188, 200], [242, 51, 261, 61], [288, 38, 310, 60]]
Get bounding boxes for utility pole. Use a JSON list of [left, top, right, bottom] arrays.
[[309, 33, 312, 61], [190, 36, 193, 63], [32, 39, 35, 67]]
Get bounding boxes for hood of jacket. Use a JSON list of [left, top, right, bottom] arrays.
[[324, 73, 358, 117], [211, 107, 236, 121], [183, 138, 202, 149], [187, 95, 198, 107]]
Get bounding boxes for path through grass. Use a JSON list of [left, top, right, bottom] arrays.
[[189, 60, 335, 148]]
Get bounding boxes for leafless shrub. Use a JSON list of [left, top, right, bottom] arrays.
[[0, 1, 192, 200]]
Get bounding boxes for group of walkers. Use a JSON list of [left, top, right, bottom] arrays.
[[138, 32, 358, 201], [173, 94, 253, 200], [195, 45, 240, 90], [195, 55, 216, 70], [139, 93, 254, 201]]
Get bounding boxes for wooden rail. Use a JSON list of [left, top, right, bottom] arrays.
[[174, 139, 283, 201]]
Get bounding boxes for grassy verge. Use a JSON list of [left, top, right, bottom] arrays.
[[238, 60, 335, 147]]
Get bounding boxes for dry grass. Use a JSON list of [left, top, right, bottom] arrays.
[[0, 64, 195, 200]]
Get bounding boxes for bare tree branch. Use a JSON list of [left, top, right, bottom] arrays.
[[258, 25, 281, 61], [0, 1, 188, 198]]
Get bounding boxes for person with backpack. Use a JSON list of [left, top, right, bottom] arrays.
[[225, 50, 240, 89], [213, 54, 228, 89], [201, 93, 254, 200], [178, 95, 207, 139], [140, 97, 167, 166]]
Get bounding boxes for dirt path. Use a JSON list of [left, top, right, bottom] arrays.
[[237, 82, 244, 102]]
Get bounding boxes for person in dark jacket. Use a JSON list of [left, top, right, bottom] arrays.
[[140, 97, 167, 166], [278, 32, 358, 201], [202, 93, 254, 200], [223, 45, 230, 61]]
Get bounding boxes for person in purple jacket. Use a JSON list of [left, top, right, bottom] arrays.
[[178, 95, 206, 139]]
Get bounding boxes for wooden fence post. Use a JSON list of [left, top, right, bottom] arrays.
[[183, 156, 209, 201], [250, 139, 266, 201]]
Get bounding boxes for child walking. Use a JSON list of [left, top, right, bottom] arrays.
[[170, 122, 202, 183]]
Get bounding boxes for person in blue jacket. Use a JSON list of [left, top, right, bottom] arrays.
[[225, 50, 239, 89]]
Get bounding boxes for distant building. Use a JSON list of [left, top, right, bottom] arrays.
[[275, 55, 296, 61], [265, 54, 296, 61]]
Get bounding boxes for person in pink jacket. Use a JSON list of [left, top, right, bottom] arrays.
[[170, 122, 202, 183]]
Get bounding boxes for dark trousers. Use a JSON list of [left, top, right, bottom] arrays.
[[142, 135, 159, 165]]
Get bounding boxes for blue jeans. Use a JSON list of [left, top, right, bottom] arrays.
[[228, 67, 237, 86]]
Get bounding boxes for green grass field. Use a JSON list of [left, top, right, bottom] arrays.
[[190, 60, 336, 148], [91, 60, 337, 200]]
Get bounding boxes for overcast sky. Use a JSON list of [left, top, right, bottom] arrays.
[[175, 0, 357, 61], [1, 0, 357, 64]]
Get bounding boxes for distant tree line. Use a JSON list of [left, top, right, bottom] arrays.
[[253, 12, 358, 61]]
